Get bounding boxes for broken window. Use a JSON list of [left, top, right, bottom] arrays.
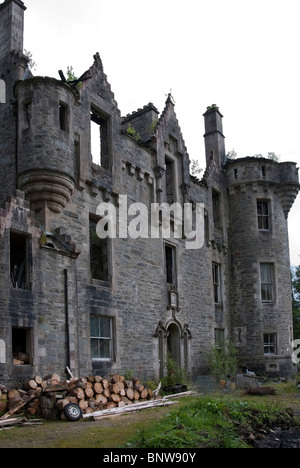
[[260, 263, 275, 303], [10, 231, 30, 290], [264, 333, 277, 355], [212, 263, 221, 304], [90, 107, 110, 169], [165, 244, 176, 286], [59, 101, 69, 132], [165, 157, 175, 204], [89, 218, 109, 282], [257, 200, 270, 231], [91, 316, 113, 361], [12, 327, 31, 365], [212, 190, 222, 230]]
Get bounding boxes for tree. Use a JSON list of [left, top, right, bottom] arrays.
[[292, 265, 300, 340], [190, 159, 203, 177]]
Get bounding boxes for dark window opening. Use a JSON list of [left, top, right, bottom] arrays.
[[165, 157, 175, 204], [165, 244, 176, 286], [74, 133, 81, 185], [262, 165, 266, 177], [264, 333, 277, 355], [90, 108, 109, 169], [234, 168, 238, 179], [23, 100, 32, 130], [10, 231, 30, 290], [12, 328, 31, 365], [212, 190, 222, 230], [89, 218, 109, 282], [257, 200, 270, 231], [59, 102, 69, 132], [212, 263, 221, 304]]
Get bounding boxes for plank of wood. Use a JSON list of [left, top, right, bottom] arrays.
[[0, 393, 36, 420]]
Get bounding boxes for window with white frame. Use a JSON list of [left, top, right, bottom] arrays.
[[90, 316, 113, 360], [260, 263, 275, 303], [264, 333, 277, 355]]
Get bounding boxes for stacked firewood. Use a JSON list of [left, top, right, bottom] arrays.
[[58, 374, 154, 415], [0, 373, 155, 419]]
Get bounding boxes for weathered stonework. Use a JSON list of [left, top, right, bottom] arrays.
[[0, 1, 299, 387]]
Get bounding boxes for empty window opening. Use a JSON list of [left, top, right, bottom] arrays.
[[165, 244, 176, 286], [74, 133, 81, 185], [89, 218, 109, 282], [10, 231, 30, 290], [91, 316, 113, 361], [212, 190, 222, 230], [90, 108, 109, 169], [12, 328, 31, 365], [212, 263, 221, 304], [23, 100, 32, 130], [59, 102, 69, 132], [234, 168, 238, 179], [262, 165, 266, 177], [260, 263, 275, 303], [165, 157, 175, 204], [264, 333, 277, 355], [257, 200, 270, 231]]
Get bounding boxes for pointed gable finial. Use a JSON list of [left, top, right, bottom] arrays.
[[165, 90, 176, 106]]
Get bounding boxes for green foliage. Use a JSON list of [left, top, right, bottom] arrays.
[[161, 353, 190, 390], [24, 49, 37, 71], [190, 159, 203, 177], [126, 123, 141, 142], [208, 341, 238, 382], [66, 66, 83, 89], [150, 119, 158, 134]]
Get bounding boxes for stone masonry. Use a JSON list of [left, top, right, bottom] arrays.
[[0, 0, 299, 387]]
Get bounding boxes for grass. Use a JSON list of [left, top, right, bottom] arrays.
[[0, 381, 300, 448]]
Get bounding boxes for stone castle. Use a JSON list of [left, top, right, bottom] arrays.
[[0, 0, 299, 387]]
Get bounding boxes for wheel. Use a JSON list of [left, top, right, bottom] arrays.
[[63, 403, 82, 422]]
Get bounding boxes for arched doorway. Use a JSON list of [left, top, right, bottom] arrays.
[[167, 323, 181, 367]]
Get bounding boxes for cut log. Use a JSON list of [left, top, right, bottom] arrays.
[[134, 384, 145, 393], [79, 400, 89, 410], [133, 390, 140, 401], [125, 380, 133, 390], [94, 375, 102, 383], [93, 382, 103, 394], [24, 380, 37, 391], [111, 381, 124, 394], [140, 389, 148, 399], [103, 388, 111, 398], [85, 387, 94, 398], [95, 394, 108, 405], [126, 388, 134, 400], [102, 378, 109, 389], [34, 376, 43, 386], [56, 399, 70, 411], [110, 393, 121, 403], [87, 375, 95, 383], [106, 402, 116, 409], [75, 387, 85, 400], [8, 389, 21, 401]]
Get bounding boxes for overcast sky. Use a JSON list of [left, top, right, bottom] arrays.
[[20, 0, 300, 264]]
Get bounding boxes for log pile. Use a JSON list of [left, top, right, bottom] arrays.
[[0, 373, 155, 420]]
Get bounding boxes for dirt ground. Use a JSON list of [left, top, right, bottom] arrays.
[[0, 405, 172, 449]]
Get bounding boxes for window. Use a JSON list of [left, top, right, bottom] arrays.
[[90, 107, 109, 169], [74, 133, 81, 185], [91, 316, 113, 360], [165, 157, 175, 204], [212, 190, 222, 230], [257, 201, 270, 230], [212, 263, 221, 304], [10, 231, 30, 290], [59, 102, 69, 132], [23, 100, 32, 130], [260, 263, 274, 303], [165, 244, 176, 286], [12, 327, 31, 365], [215, 329, 225, 349], [89, 218, 109, 282], [264, 333, 277, 355]]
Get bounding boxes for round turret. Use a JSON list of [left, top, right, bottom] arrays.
[[15, 76, 77, 213]]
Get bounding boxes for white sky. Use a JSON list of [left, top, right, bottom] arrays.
[[19, 0, 300, 264]]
